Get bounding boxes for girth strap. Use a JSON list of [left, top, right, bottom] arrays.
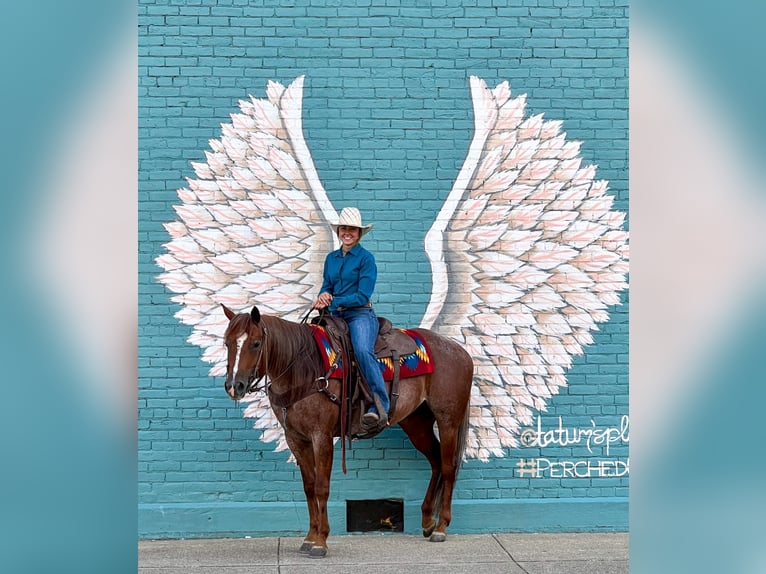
[[388, 350, 401, 419]]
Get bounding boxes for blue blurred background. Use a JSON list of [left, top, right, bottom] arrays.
[[1, 0, 764, 572], [0, 1, 136, 572], [632, 0, 766, 572]]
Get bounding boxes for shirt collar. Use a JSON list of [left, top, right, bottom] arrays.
[[334, 243, 363, 257]]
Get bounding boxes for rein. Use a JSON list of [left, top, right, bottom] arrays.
[[242, 307, 351, 473], [246, 324, 268, 394], [248, 322, 313, 395], [248, 313, 341, 409]]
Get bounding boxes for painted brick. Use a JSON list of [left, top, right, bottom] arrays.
[[139, 0, 628, 539]]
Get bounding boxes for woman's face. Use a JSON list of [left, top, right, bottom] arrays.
[[337, 225, 361, 251]]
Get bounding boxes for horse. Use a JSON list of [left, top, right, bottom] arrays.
[[221, 304, 473, 557]]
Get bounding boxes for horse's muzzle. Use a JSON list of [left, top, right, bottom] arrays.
[[225, 379, 248, 400]]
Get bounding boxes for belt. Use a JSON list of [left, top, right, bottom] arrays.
[[336, 302, 372, 312]]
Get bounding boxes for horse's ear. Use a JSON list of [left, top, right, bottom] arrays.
[[222, 304, 236, 320], [250, 306, 261, 324]]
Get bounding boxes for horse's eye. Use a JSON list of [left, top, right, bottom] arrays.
[[250, 340, 261, 350]]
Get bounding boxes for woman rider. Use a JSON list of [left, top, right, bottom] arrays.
[[312, 207, 390, 428]]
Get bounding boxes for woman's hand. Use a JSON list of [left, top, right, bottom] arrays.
[[313, 292, 333, 309]]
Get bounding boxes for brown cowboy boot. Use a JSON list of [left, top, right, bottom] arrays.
[[361, 394, 389, 429]]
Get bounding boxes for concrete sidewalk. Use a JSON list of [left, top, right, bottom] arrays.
[[139, 532, 628, 574]]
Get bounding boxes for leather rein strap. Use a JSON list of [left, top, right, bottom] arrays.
[[321, 317, 351, 474], [265, 307, 351, 474]]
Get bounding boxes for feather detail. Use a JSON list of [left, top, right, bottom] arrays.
[[158, 75, 628, 462], [422, 76, 629, 459], [156, 77, 340, 453]]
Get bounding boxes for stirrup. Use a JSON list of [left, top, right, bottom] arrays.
[[361, 410, 388, 431], [362, 412, 380, 425]]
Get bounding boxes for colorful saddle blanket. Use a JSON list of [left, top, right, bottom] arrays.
[[310, 325, 434, 381]]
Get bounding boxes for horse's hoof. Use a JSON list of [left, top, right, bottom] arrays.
[[422, 522, 436, 538], [299, 541, 313, 553], [308, 545, 328, 558], [429, 532, 447, 543]]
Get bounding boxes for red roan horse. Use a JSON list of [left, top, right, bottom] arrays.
[[222, 305, 473, 558]]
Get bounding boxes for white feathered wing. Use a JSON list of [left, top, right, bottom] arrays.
[[422, 77, 629, 461], [155, 76, 338, 452]]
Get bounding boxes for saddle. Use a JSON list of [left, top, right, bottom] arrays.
[[310, 313, 419, 440], [374, 316, 418, 357]]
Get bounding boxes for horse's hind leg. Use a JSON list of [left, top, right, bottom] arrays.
[[402, 404, 468, 543], [429, 417, 460, 542], [398, 403, 442, 538]]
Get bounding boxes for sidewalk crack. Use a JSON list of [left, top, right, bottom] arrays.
[[492, 533, 530, 574]]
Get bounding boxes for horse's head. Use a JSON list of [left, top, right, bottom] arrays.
[[222, 304, 267, 400]]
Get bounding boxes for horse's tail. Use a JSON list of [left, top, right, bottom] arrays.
[[433, 401, 471, 518]]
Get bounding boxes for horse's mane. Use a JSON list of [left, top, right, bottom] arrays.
[[261, 314, 323, 383]]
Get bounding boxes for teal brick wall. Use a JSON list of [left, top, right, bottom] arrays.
[[139, 0, 628, 538]]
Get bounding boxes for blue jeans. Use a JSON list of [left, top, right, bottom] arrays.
[[334, 307, 390, 416]]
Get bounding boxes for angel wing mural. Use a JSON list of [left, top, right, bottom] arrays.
[[156, 75, 629, 461]]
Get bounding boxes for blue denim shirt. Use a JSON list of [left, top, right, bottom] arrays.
[[319, 243, 377, 312]]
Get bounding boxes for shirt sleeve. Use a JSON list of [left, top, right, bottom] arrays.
[[319, 252, 336, 297]]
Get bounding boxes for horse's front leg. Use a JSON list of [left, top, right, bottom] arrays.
[[284, 432, 319, 554], [297, 461, 319, 553], [307, 433, 334, 558]]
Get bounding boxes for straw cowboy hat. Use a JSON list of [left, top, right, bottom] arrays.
[[330, 207, 374, 237]]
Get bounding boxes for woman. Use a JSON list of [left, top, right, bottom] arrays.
[[313, 207, 390, 428]]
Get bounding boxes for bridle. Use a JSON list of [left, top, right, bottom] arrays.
[[230, 306, 326, 398], [243, 320, 314, 395], [245, 323, 268, 394]]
